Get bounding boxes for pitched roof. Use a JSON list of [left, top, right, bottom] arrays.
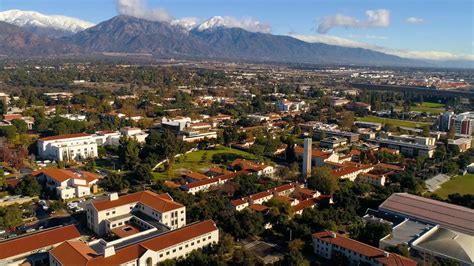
[[379, 193, 474, 235], [248, 204, 269, 212], [293, 198, 317, 213], [183, 171, 209, 181], [0, 225, 81, 260], [92, 191, 183, 213], [33, 168, 99, 184], [313, 231, 416, 266], [294, 146, 331, 159], [50, 240, 98, 265], [183, 170, 248, 189], [39, 133, 91, 141]]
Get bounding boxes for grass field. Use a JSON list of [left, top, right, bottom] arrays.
[[434, 174, 474, 199], [356, 116, 431, 129], [153, 145, 256, 180], [411, 102, 446, 114]]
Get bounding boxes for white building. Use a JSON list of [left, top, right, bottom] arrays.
[[37, 133, 98, 162], [313, 231, 416, 266], [93, 130, 121, 146], [49, 220, 219, 266], [120, 127, 149, 143], [34, 168, 100, 200], [87, 191, 186, 237], [275, 99, 305, 112]]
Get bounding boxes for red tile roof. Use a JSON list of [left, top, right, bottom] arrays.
[[183, 171, 209, 181], [92, 191, 183, 213], [3, 114, 22, 121], [183, 170, 248, 189], [231, 198, 248, 207], [313, 231, 416, 266], [293, 198, 318, 213], [50, 240, 97, 265], [39, 133, 91, 141], [248, 204, 269, 212], [294, 146, 332, 159], [249, 190, 272, 200], [0, 225, 81, 260], [33, 168, 99, 184]]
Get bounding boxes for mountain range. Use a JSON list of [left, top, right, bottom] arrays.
[[0, 10, 470, 68]]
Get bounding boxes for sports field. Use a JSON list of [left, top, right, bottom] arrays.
[[356, 116, 431, 129], [434, 174, 474, 199], [411, 102, 446, 114]]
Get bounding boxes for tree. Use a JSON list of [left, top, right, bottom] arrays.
[[0, 125, 17, 140], [11, 119, 28, 134], [308, 166, 339, 194], [15, 175, 42, 197], [84, 157, 96, 172], [285, 239, 309, 266], [339, 112, 355, 130], [0, 204, 23, 229], [223, 126, 238, 146], [133, 164, 154, 184], [443, 161, 459, 175], [103, 173, 129, 192], [119, 136, 140, 170], [353, 221, 392, 246]]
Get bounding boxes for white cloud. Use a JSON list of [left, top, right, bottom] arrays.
[[406, 17, 424, 24], [317, 9, 390, 33], [291, 34, 474, 61], [116, 0, 173, 22], [348, 34, 388, 40], [171, 17, 199, 31]]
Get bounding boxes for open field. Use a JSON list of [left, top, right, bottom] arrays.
[[434, 174, 474, 199], [153, 145, 256, 180], [356, 116, 431, 129], [411, 102, 446, 114]]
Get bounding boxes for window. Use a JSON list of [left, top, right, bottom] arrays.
[[166, 251, 170, 255], [106, 212, 109, 216], [179, 247, 182, 250], [146, 257, 152, 266], [173, 249, 176, 253], [159, 254, 163, 258], [185, 244, 189, 248], [208, 236, 211, 240], [191, 242, 194, 246]]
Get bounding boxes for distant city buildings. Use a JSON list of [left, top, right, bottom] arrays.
[[439, 111, 474, 135]]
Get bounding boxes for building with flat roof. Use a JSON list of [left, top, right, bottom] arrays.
[[0, 225, 81, 266], [49, 220, 219, 266], [37, 133, 98, 162], [379, 193, 474, 236], [312, 231, 416, 266]]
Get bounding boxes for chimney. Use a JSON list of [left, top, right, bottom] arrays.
[[330, 232, 337, 238], [383, 251, 390, 258], [104, 246, 116, 258], [109, 192, 118, 201]]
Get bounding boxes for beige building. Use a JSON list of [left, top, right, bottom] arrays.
[[49, 220, 219, 266], [87, 191, 186, 237], [37, 133, 98, 162], [0, 225, 81, 266]]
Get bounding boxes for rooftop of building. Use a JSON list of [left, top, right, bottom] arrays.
[[413, 226, 474, 264], [379, 193, 474, 236], [0, 224, 81, 260], [313, 231, 416, 266], [39, 133, 92, 141], [91, 191, 183, 213], [50, 220, 217, 266]]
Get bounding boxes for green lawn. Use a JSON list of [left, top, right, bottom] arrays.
[[434, 174, 474, 199], [356, 116, 431, 129], [153, 145, 256, 180], [411, 102, 445, 114], [420, 102, 445, 108]]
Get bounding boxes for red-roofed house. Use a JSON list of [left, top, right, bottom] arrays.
[[0, 225, 81, 265], [87, 191, 186, 236], [313, 231, 416, 266], [34, 168, 100, 200], [49, 220, 219, 266]]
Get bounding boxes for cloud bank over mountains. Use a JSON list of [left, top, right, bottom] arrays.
[[317, 9, 390, 33]]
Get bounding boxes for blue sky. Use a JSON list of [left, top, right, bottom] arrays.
[[1, 0, 473, 60]]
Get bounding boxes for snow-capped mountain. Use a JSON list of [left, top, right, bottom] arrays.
[[195, 16, 227, 32], [193, 16, 271, 33], [0, 9, 95, 37], [170, 17, 199, 32]]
